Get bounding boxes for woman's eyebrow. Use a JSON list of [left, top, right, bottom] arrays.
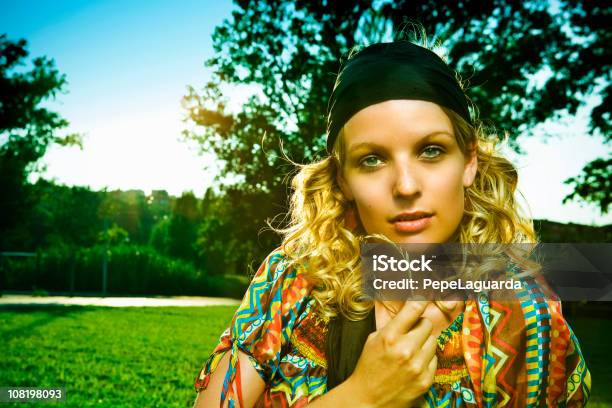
[[347, 131, 454, 153], [420, 131, 454, 140], [348, 142, 382, 153]]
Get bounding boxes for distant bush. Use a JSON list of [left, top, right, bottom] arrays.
[[2, 244, 247, 298]]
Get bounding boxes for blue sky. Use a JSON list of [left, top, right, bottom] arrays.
[[1, 0, 610, 226], [1, 0, 234, 195]]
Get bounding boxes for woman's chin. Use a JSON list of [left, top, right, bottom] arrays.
[[390, 232, 438, 245]]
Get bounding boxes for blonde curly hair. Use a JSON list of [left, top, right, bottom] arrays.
[[270, 40, 537, 322]]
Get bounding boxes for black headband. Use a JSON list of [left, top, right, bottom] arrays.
[[326, 41, 472, 154]]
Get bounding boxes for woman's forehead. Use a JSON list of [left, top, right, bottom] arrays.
[[342, 100, 454, 148]]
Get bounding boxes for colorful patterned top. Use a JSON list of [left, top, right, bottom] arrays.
[[194, 247, 591, 407]]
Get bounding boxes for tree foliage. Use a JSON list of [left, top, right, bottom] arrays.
[[167, 192, 203, 261], [182, 0, 611, 252], [563, 158, 612, 214], [0, 34, 82, 246]]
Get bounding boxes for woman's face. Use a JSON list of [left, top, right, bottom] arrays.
[[337, 99, 477, 244]]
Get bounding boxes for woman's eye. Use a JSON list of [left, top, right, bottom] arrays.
[[421, 146, 444, 159], [359, 155, 382, 168]]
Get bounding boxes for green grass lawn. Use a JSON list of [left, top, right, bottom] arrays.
[[0, 305, 236, 407], [0, 306, 610, 407]]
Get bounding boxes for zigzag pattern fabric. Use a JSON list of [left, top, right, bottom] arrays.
[[195, 248, 591, 407], [195, 249, 326, 407], [436, 267, 591, 407]]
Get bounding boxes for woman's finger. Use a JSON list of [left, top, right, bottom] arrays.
[[382, 301, 429, 336]]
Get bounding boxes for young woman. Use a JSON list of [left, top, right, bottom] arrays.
[[193, 39, 591, 407]]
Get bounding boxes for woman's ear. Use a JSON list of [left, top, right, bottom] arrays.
[[336, 171, 354, 201], [463, 145, 478, 187]]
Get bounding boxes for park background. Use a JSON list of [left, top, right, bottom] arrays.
[[0, 0, 610, 406]]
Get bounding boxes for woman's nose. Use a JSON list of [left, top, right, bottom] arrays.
[[392, 164, 421, 198]]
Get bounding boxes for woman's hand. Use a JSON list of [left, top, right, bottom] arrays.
[[346, 301, 437, 408]]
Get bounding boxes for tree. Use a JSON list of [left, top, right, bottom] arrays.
[[0, 34, 82, 248], [183, 1, 610, 267], [98, 190, 153, 245], [167, 192, 203, 262], [28, 179, 105, 248], [196, 186, 281, 275], [563, 158, 611, 214]]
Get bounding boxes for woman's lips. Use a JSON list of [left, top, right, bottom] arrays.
[[392, 215, 433, 233]]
